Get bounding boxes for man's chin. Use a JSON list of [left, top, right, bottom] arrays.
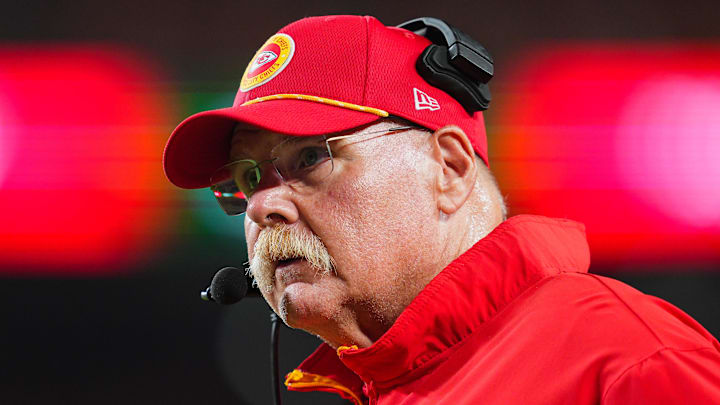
[[276, 282, 336, 330]]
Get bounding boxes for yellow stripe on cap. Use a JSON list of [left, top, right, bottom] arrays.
[[241, 93, 389, 117]]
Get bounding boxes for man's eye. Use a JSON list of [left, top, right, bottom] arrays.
[[296, 147, 329, 169]]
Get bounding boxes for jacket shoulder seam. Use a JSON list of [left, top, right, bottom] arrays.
[[584, 273, 666, 346], [600, 346, 717, 403]]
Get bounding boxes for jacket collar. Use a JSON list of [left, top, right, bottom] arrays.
[[288, 215, 591, 395]]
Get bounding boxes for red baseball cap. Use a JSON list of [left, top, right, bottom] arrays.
[[163, 15, 488, 189]]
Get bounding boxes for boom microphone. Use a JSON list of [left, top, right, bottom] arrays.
[[199, 266, 282, 405], [200, 266, 248, 304]]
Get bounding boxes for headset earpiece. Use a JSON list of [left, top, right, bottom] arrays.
[[397, 17, 493, 113]]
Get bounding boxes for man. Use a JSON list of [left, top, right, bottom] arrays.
[[164, 15, 720, 404]]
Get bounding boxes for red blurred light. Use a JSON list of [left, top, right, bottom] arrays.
[[614, 77, 720, 227], [493, 43, 720, 266], [0, 46, 175, 275]]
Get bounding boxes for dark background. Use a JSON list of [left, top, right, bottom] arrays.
[[2, 1, 719, 404]]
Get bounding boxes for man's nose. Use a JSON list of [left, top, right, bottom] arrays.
[[244, 169, 299, 227]]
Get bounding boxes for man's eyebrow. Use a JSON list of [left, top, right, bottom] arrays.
[[230, 131, 262, 148], [230, 136, 247, 147], [284, 135, 321, 144], [231, 125, 262, 139]]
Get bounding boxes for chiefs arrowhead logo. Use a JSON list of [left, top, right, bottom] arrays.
[[249, 51, 278, 74], [240, 33, 295, 92]]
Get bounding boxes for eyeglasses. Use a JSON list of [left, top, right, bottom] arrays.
[[210, 125, 420, 215]]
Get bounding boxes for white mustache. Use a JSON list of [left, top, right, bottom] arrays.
[[248, 224, 336, 293]]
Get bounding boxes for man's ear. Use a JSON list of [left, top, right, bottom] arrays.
[[430, 125, 477, 214]]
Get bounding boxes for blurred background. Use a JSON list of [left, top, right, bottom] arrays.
[[1, 0, 719, 403]]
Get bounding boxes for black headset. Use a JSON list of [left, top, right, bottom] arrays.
[[397, 17, 493, 113]]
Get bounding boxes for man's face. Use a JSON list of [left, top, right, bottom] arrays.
[[233, 120, 442, 341]]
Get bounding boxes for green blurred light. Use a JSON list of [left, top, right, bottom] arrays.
[[173, 86, 248, 261]]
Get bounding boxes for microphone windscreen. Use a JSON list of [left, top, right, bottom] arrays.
[[209, 267, 248, 305]]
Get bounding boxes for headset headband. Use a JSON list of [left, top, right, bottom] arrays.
[[397, 17, 494, 113]]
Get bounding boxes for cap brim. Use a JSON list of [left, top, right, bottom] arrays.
[[163, 100, 381, 189]]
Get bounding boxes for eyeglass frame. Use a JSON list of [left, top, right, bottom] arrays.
[[210, 122, 428, 216]]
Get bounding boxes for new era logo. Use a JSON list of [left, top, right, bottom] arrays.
[[413, 88, 440, 111]]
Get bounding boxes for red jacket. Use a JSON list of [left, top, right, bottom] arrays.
[[285, 215, 720, 404]]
